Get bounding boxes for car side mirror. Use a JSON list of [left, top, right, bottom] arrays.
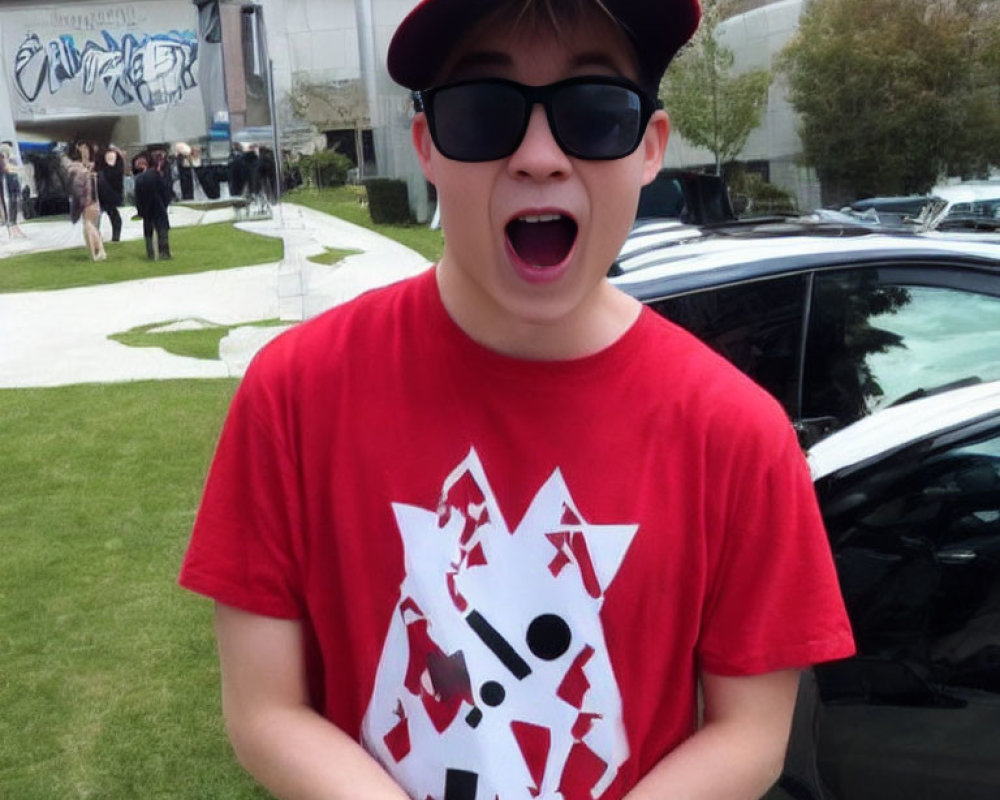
[[795, 416, 841, 449]]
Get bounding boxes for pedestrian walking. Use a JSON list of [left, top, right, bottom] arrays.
[[96, 145, 125, 242], [133, 150, 172, 260], [0, 145, 26, 238], [63, 141, 105, 262]]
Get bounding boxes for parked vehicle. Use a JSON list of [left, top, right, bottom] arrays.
[[829, 188, 1000, 233], [612, 222, 1000, 446], [766, 381, 1000, 800], [840, 195, 932, 228], [636, 168, 737, 225], [924, 184, 1000, 232], [613, 222, 1000, 797]]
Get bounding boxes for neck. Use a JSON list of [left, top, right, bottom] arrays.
[[434, 261, 640, 361]]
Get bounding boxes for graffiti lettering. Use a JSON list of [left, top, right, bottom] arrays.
[[13, 29, 197, 110], [48, 7, 142, 33]]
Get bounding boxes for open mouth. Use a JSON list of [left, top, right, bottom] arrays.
[[506, 214, 578, 268]]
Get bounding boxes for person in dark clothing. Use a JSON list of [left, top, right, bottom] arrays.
[[228, 144, 251, 197], [133, 150, 172, 260], [1, 148, 25, 237], [96, 145, 125, 242], [174, 142, 195, 200]]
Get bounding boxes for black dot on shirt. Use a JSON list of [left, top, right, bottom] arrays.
[[480, 680, 506, 707], [526, 613, 571, 660]]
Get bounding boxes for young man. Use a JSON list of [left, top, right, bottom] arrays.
[[179, 2, 855, 799], [133, 150, 172, 260], [96, 145, 126, 242]]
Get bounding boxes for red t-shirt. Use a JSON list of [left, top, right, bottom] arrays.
[[180, 268, 854, 800]]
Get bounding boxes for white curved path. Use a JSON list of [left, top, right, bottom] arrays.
[[0, 203, 431, 388]]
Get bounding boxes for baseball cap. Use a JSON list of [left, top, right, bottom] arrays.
[[387, 0, 702, 94]]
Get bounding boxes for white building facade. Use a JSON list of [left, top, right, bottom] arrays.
[[662, 0, 820, 212], [259, 0, 428, 218]]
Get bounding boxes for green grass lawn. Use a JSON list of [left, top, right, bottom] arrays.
[[0, 192, 434, 797], [306, 246, 362, 266], [0, 380, 271, 800], [0, 187, 439, 798], [0, 223, 284, 294], [286, 184, 444, 262], [110, 318, 291, 361]]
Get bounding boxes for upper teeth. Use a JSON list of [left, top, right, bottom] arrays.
[[519, 214, 562, 223]]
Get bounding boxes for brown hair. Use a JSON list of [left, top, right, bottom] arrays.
[[438, 0, 639, 86], [507, 0, 617, 36]]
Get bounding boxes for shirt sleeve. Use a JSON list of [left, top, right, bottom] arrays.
[[697, 417, 856, 676], [178, 354, 305, 619]]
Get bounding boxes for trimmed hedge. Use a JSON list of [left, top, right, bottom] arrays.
[[365, 178, 411, 224], [728, 171, 797, 217]]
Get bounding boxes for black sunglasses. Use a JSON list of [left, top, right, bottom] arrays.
[[414, 76, 659, 163]]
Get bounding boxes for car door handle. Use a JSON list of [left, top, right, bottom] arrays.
[[938, 550, 977, 563]]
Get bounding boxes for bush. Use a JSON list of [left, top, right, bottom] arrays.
[[728, 171, 797, 217], [365, 178, 411, 224], [297, 149, 353, 187]]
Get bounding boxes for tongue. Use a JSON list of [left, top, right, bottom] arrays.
[[507, 218, 577, 267]]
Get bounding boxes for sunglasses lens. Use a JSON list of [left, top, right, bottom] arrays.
[[430, 83, 527, 161], [552, 83, 643, 159]]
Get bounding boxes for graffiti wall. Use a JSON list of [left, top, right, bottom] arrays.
[[2, 1, 206, 125]]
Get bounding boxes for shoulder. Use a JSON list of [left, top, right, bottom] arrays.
[[224, 271, 433, 450], [247, 271, 432, 388], [633, 308, 797, 459], [635, 310, 779, 407]]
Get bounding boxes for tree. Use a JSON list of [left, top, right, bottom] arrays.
[[659, 0, 772, 175], [781, 0, 1000, 201]]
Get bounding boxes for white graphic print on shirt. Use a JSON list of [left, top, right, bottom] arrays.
[[361, 448, 638, 800]]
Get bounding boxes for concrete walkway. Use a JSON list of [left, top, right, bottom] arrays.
[[0, 202, 431, 388]]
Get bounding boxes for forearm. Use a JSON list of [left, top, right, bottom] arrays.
[[622, 717, 787, 800], [624, 670, 798, 800], [225, 701, 411, 800], [213, 604, 410, 800]]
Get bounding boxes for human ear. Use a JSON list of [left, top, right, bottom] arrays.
[[639, 109, 670, 186], [411, 112, 436, 184]]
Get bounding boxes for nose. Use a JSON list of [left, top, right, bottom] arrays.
[[507, 104, 572, 180]]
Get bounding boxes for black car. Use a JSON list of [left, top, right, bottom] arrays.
[[636, 168, 737, 225], [613, 223, 1000, 799], [612, 222, 1000, 446], [772, 382, 1000, 800]]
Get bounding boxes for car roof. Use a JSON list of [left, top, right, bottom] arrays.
[[612, 225, 1000, 296], [848, 195, 930, 210], [931, 183, 1000, 204], [808, 380, 1000, 481], [618, 220, 706, 259]]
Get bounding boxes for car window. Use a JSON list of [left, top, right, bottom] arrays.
[[636, 174, 685, 219], [813, 423, 1000, 798], [946, 199, 1000, 220], [647, 273, 806, 413], [802, 270, 1000, 431]]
